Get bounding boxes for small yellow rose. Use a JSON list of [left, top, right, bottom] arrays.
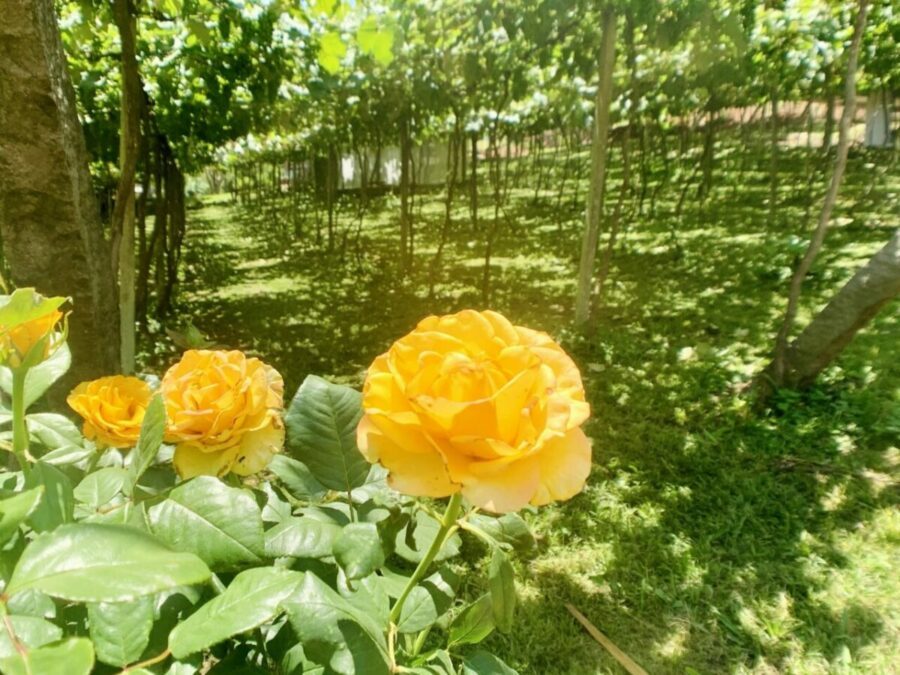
[[67, 376, 152, 449], [162, 349, 284, 479], [357, 309, 592, 513]]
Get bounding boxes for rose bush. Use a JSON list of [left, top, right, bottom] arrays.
[[0, 291, 590, 675], [358, 309, 592, 512]]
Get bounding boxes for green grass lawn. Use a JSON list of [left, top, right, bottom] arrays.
[[142, 137, 899, 674]]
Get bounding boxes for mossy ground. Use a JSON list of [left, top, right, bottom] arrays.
[[141, 131, 899, 674]]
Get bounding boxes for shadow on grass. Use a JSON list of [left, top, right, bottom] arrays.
[[489, 319, 898, 673], [145, 141, 898, 674]]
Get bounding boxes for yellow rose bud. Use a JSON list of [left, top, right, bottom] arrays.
[[162, 349, 284, 479], [357, 309, 592, 513], [0, 289, 65, 370], [67, 376, 152, 449]]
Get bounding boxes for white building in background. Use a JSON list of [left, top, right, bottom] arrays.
[[337, 143, 450, 190], [864, 90, 893, 148]]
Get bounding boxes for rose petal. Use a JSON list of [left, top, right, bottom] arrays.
[[530, 428, 592, 506], [357, 416, 457, 497], [461, 456, 540, 513], [231, 416, 284, 476], [173, 443, 240, 479]]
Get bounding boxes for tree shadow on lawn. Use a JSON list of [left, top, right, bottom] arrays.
[[492, 323, 898, 674]]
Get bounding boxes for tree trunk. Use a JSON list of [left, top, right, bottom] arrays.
[[574, 7, 617, 325], [399, 117, 412, 270], [760, 229, 899, 393], [765, 0, 870, 388], [768, 91, 779, 225], [157, 155, 184, 317], [327, 144, 337, 252], [470, 134, 478, 231], [0, 0, 120, 393], [429, 123, 460, 298], [111, 0, 141, 374], [823, 66, 836, 153]]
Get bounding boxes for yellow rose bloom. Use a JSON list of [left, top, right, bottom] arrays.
[[67, 376, 152, 449], [162, 349, 284, 479], [0, 308, 63, 369], [357, 310, 592, 513]]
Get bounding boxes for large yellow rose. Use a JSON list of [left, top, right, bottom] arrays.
[[67, 376, 152, 449], [162, 349, 284, 478], [357, 310, 592, 513]]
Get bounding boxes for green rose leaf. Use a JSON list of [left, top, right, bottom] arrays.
[[333, 522, 385, 581], [0, 637, 94, 675], [74, 467, 129, 508], [448, 595, 495, 647], [409, 649, 455, 674], [395, 510, 461, 564], [6, 523, 211, 601], [264, 517, 342, 559], [284, 375, 369, 492], [26, 461, 74, 532], [27, 413, 82, 451], [169, 567, 304, 659], [283, 572, 389, 675], [148, 476, 264, 570], [0, 343, 71, 409], [0, 487, 43, 545], [489, 548, 516, 633], [87, 596, 155, 667], [462, 650, 520, 675], [396, 585, 438, 633], [0, 616, 62, 657], [6, 588, 55, 618], [268, 454, 327, 501], [128, 394, 166, 487], [469, 513, 536, 553]]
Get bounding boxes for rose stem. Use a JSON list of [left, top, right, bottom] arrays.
[[11, 369, 31, 479], [389, 492, 463, 626]]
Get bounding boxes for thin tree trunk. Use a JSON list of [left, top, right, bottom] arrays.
[[430, 122, 460, 298], [0, 0, 120, 393], [574, 7, 617, 325], [134, 112, 150, 331], [327, 144, 337, 251], [768, 91, 779, 225], [823, 66, 836, 152], [767, 0, 870, 386], [470, 134, 478, 230], [111, 0, 141, 374], [399, 117, 412, 270], [595, 135, 629, 308]]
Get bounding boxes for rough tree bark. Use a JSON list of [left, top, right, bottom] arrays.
[[0, 0, 120, 393], [574, 6, 617, 325], [111, 0, 141, 374], [766, 0, 869, 387], [760, 229, 899, 391]]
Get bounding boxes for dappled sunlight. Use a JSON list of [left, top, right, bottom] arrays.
[[129, 138, 900, 674]]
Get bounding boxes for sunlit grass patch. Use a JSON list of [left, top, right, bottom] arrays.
[[143, 141, 900, 674]]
